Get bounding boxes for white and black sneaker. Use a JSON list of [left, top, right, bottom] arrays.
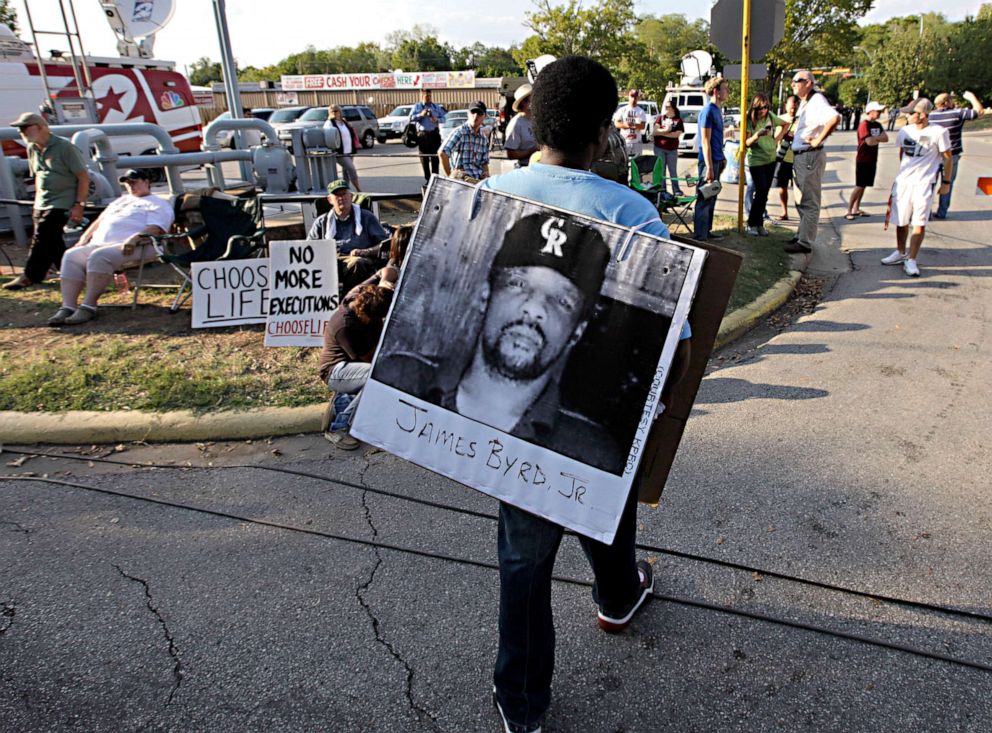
[[493, 688, 542, 733], [597, 560, 655, 633], [880, 250, 906, 266], [903, 258, 920, 277]]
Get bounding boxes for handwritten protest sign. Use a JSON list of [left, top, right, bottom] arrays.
[[351, 180, 705, 543], [264, 240, 339, 347], [191, 259, 270, 328]]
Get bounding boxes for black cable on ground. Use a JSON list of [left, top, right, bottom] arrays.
[[4, 447, 991, 628], [2, 473, 991, 676]]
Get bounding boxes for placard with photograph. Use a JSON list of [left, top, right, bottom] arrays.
[[350, 179, 705, 543]]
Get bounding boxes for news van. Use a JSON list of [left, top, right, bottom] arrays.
[[1, 23, 202, 162]]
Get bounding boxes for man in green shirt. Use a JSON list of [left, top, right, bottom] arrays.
[[4, 113, 89, 290]]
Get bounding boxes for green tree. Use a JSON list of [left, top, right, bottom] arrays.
[[392, 36, 453, 71], [1, 0, 18, 33], [837, 77, 868, 107], [863, 24, 938, 106], [188, 57, 224, 86], [631, 14, 713, 98], [519, 0, 639, 74]]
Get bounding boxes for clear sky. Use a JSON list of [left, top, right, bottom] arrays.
[[7, 0, 986, 73]]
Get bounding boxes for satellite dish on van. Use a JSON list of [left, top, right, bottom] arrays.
[[680, 50, 714, 86], [103, 0, 175, 40]]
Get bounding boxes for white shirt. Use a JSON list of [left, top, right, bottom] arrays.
[[792, 92, 840, 151], [90, 193, 174, 245], [895, 124, 951, 187], [613, 104, 647, 143], [324, 119, 353, 155]]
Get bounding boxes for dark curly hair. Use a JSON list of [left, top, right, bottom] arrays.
[[349, 284, 391, 324], [531, 56, 618, 154]]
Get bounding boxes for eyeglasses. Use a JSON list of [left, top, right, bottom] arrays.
[[755, 105, 769, 110], [791, 78, 810, 84]]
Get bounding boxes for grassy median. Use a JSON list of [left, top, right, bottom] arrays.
[[0, 217, 790, 413]]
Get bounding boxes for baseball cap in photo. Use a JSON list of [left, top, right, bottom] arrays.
[[118, 168, 150, 183], [493, 214, 609, 301], [327, 178, 351, 194], [10, 112, 45, 128], [469, 100, 487, 113], [865, 101, 886, 113]]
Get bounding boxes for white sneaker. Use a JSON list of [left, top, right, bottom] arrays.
[[903, 258, 920, 277], [881, 250, 906, 266], [745, 226, 759, 236]]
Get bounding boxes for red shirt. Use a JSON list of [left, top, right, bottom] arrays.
[[856, 119, 884, 164], [653, 115, 684, 152]]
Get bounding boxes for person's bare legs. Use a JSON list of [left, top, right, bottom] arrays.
[[778, 187, 789, 218], [895, 225, 909, 255], [907, 226, 926, 260], [847, 186, 865, 216]]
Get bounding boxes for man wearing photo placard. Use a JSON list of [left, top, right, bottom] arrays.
[[479, 56, 691, 733]]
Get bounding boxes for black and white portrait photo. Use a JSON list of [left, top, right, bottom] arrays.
[[351, 179, 704, 542]]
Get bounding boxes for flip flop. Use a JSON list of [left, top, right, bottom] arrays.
[[844, 213, 857, 220], [775, 215, 790, 221], [857, 211, 870, 217]]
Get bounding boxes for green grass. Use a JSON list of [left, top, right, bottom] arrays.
[[695, 215, 794, 313], [1, 209, 790, 413]]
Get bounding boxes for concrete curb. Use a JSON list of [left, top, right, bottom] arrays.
[[1, 254, 809, 446]]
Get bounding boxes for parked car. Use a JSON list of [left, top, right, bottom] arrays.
[[248, 107, 275, 121], [377, 104, 415, 142], [277, 104, 379, 150], [614, 99, 660, 143]]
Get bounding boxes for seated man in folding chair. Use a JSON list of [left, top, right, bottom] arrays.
[[47, 169, 174, 326], [307, 178, 389, 294]]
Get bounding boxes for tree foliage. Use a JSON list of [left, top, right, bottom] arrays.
[[0, 0, 17, 33], [188, 57, 225, 86]]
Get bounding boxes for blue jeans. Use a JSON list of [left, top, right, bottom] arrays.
[[693, 159, 724, 240], [659, 148, 682, 195], [935, 153, 960, 217], [325, 361, 371, 428], [493, 487, 641, 728]]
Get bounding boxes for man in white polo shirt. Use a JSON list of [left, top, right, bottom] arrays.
[[786, 70, 840, 254]]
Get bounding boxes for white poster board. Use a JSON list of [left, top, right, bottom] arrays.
[[191, 259, 270, 328], [264, 240, 339, 347], [351, 180, 705, 543]]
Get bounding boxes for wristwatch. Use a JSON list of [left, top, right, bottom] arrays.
[[73, 201, 84, 207]]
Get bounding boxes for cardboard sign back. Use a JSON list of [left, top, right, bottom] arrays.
[[637, 235, 742, 504]]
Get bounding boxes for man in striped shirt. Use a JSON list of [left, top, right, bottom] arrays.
[[440, 100, 490, 182], [929, 91, 989, 219]]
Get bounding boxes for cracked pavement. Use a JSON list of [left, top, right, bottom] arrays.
[[1, 132, 991, 731]]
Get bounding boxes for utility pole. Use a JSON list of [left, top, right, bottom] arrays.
[[211, 0, 250, 182]]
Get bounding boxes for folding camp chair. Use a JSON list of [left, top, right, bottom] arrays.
[[628, 156, 698, 234], [135, 189, 267, 312]]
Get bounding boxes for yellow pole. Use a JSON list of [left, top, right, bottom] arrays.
[[737, 0, 752, 233]]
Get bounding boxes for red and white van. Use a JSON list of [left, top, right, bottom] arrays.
[[1, 23, 202, 160]]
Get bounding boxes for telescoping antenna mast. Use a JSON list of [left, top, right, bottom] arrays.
[[21, 0, 95, 113]]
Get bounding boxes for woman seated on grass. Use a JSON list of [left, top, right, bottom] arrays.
[[48, 169, 173, 326], [317, 225, 413, 449]]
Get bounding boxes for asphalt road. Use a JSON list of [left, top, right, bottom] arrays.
[[2, 130, 991, 732]]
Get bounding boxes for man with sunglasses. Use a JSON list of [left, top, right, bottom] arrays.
[[4, 112, 89, 291], [785, 70, 840, 254]]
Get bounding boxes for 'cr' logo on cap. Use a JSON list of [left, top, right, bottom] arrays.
[[539, 217, 568, 257]]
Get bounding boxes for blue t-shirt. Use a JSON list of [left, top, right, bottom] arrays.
[[481, 163, 690, 340], [698, 102, 725, 163]]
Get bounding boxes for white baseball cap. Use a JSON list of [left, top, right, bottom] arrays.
[[865, 101, 886, 113]]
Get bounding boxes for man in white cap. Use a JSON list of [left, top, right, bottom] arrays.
[[3, 112, 89, 291], [882, 98, 952, 277], [845, 101, 889, 219], [504, 84, 539, 167]]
